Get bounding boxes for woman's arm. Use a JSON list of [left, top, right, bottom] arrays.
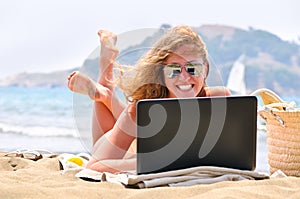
[[87, 157, 136, 173], [88, 103, 137, 172]]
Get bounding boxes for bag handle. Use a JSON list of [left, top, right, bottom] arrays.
[[250, 88, 296, 110], [250, 88, 292, 127], [250, 88, 283, 105]]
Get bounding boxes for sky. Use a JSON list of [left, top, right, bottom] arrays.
[[0, 0, 299, 79]]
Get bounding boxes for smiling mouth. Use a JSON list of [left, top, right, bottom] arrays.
[[177, 84, 193, 91]]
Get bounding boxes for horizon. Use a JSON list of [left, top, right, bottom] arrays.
[[0, 0, 299, 79]]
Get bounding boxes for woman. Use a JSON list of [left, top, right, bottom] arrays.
[[68, 25, 230, 173]]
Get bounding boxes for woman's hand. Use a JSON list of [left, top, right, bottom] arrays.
[[204, 86, 231, 96]]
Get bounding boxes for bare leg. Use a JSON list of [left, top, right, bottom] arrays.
[[68, 71, 112, 108], [67, 30, 117, 101], [92, 30, 120, 144], [68, 70, 128, 144], [92, 103, 116, 145], [68, 30, 134, 166], [68, 71, 116, 144]]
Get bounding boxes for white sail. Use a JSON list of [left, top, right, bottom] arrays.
[[226, 54, 246, 95]]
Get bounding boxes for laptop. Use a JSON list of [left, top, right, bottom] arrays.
[[136, 96, 257, 174]]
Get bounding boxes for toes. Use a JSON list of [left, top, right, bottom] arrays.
[[68, 71, 78, 80], [67, 71, 79, 90], [98, 30, 117, 45]]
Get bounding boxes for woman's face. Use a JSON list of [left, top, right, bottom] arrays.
[[164, 44, 206, 98]]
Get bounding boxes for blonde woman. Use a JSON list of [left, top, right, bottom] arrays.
[[68, 25, 230, 173]]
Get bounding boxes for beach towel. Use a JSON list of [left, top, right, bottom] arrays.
[[76, 166, 270, 188], [58, 153, 91, 170]]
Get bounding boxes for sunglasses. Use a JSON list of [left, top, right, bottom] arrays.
[[163, 61, 206, 79]]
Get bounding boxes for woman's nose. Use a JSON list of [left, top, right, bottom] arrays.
[[178, 67, 191, 79]]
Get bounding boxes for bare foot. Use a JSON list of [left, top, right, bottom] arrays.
[[98, 29, 117, 49], [98, 30, 119, 90], [68, 71, 111, 105]]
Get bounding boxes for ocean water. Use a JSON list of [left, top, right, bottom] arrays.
[[0, 87, 75, 136], [1, 86, 299, 173], [0, 86, 91, 153]]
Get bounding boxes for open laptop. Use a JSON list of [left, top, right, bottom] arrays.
[[136, 96, 257, 174]]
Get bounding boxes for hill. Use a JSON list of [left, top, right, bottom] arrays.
[[1, 24, 300, 96], [197, 25, 300, 95], [0, 68, 78, 88]]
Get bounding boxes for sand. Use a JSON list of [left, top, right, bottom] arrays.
[[1, 152, 300, 199]]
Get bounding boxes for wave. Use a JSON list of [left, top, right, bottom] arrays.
[[0, 121, 78, 138]]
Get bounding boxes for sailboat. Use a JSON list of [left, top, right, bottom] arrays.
[[226, 54, 246, 95], [227, 54, 267, 131]]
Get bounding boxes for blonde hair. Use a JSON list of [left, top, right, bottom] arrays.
[[115, 25, 209, 102]]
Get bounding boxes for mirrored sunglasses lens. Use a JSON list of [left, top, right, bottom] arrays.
[[186, 67, 195, 75], [164, 64, 181, 78], [186, 62, 204, 76], [172, 69, 181, 77], [187, 66, 204, 76]]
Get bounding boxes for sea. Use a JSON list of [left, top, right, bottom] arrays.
[[1, 86, 299, 173], [0, 86, 93, 153]]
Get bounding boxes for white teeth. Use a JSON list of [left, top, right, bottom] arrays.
[[177, 85, 192, 90]]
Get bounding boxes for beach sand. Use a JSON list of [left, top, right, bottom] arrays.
[[1, 152, 300, 199]]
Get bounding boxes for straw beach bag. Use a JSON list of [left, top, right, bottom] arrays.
[[251, 88, 300, 176]]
